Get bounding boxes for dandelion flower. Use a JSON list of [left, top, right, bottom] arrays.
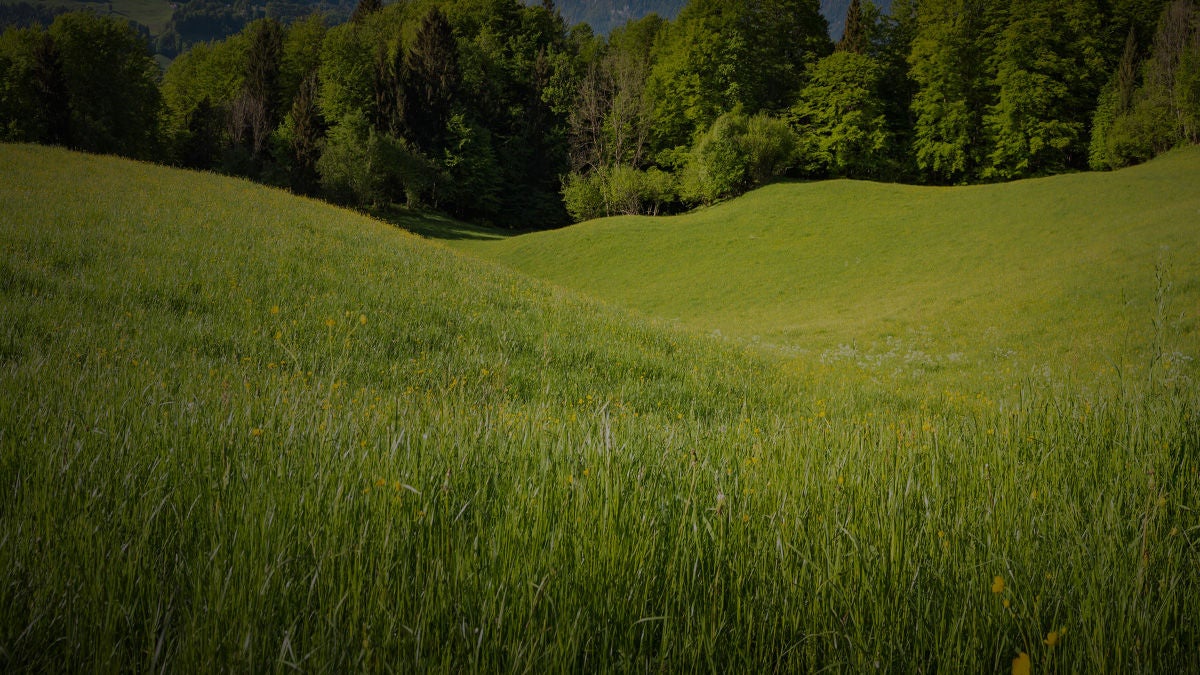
[[325, 318, 336, 328], [1012, 652, 1031, 675], [992, 576, 1005, 594], [359, 314, 367, 325], [1044, 629, 1061, 647], [271, 305, 280, 315]]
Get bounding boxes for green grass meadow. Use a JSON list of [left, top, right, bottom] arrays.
[[1, 143, 1198, 671], [456, 147, 1200, 390]]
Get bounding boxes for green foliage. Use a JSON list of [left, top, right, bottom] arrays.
[[791, 50, 891, 177], [647, 0, 830, 152], [907, 0, 993, 183], [278, 14, 327, 107], [5, 0, 1197, 228], [318, 111, 431, 208], [436, 112, 504, 220], [679, 109, 795, 204], [1105, 87, 1177, 163], [984, 0, 1107, 179], [561, 169, 606, 220], [278, 72, 324, 195], [60, 14, 160, 154], [836, 0, 868, 53], [0, 27, 69, 145], [1093, 0, 1200, 169], [317, 22, 376, 125], [401, 7, 460, 157], [562, 164, 676, 221]]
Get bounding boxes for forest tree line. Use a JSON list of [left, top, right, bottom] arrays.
[[2, 0, 1198, 228]]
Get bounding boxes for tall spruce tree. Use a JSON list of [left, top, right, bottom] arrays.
[[350, 0, 382, 25], [231, 18, 283, 160], [402, 7, 460, 157], [288, 72, 324, 195], [837, 0, 868, 54], [30, 31, 70, 146]]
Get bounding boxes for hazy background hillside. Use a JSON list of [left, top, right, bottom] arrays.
[[0, 0, 888, 55], [534, 0, 889, 36]]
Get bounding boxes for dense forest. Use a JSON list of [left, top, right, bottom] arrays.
[[1, 0, 1198, 228]]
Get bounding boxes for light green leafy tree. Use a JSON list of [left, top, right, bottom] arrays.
[[791, 50, 891, 177], [984, 0, 1107, 179]]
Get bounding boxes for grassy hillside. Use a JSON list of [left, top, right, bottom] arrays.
[[1, 144, 1198, 672], [456, 147, 1200, 387]]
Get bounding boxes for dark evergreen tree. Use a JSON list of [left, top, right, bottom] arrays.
[[287, 72, 324, 195], [235, 18, 283, 159], [180, 96, 223, 168], [350, 0, 382, 25], [402, 7, 460, 157], [372, 43, 401, 136], [48, 12, 160, 158], [837, 0, 868, 54], [1118, 25, 1143, 111], [30, 31, 70, 146]]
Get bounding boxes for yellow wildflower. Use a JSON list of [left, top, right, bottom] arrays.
[[271, 305, 280, 315], [359, 314, 367, 325], [992, 576, 1005, 594], [1044, 629, 1062, 647], [325, 318, 336, 328], [250, 428, 263, 437], [1012, 652, 1031, 675]]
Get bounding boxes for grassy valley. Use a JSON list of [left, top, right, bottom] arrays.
[[456, 147, 1200, 388], [1, 143, 1198, 672]]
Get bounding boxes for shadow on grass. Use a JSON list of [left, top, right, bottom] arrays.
[[375, 206, 517, 242]]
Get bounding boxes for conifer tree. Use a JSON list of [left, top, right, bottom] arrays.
[[30, 31, 70, 146], [837, 0, 868, 54], [350, 0, 382, 25], [402, 7, 459, 157], [288, 72, 324, 195], [231, 18, 283, 159]]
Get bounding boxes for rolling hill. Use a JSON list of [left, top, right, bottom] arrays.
[[1, 143, 1197, 672], [453, 146, 1200, 384]]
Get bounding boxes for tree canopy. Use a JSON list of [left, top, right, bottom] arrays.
[[2, 0, 1196, 224]]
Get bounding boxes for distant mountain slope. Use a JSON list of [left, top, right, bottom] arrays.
[[537, 0, 890, 36], [539, 0, 686, 34]]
